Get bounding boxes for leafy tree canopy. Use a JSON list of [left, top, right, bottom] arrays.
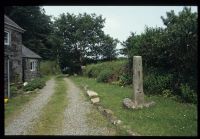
[[5, 6, 54, 60]]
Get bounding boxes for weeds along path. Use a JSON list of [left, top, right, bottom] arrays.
[[5, 78, 56, 135], [62, 78, 115, 135]]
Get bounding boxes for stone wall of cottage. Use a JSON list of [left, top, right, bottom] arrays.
[[23, 58, 40, 82], [4, 57, 8, 97], [5, 26, 23, 83]]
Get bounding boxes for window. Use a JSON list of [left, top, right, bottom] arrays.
[[30, 60, 37, 71], [4, 31, 10, 46]]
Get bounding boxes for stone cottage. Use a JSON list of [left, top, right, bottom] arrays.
[[4, 15, 42, 98], [22, 45, 42, 82]]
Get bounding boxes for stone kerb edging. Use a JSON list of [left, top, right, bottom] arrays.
[[86, 90, 100, 104], [83, 85, 139, 136]]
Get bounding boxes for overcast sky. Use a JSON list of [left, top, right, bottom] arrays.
[[43, 6, 197, 49]]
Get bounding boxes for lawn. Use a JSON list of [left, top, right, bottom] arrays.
[[70, 76, 197, 136]]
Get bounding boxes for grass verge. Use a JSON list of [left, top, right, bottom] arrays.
[[86, 107, 117, 135], [4, 75, 51, 127], [4, 92, 38, 127], [70, 76, 197, 136], [28, 76, 67, 135]]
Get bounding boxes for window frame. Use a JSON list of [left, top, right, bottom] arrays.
[[30, 60, 37, 71], [4, 31, 10, 46]]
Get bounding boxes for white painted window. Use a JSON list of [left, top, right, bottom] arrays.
[[30, 60, 37, 71], [4, 31, 10, 46]]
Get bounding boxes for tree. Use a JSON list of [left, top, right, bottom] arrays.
[[101, 34, 118, 60], [54, 12, 118, 73], [161, 7, 197, 87], [5, 6, 54, 60], [122, 7, 197, 96]]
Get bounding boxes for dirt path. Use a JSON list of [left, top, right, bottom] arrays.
[[62, 78, 115, 135], [5, 78, 55, 135]]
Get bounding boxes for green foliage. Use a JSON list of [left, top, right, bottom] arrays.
[[119, 73, 132, 86], [83, 60, 126, 80], [71, 76, 197, 136], [40, 60, 61, 75], [161, 7, 197, 82], [100, 34, 119, 60], [10, 85, 18, 94], [97, 69, 113, 83], [23, 78, 46, 91], [144, 73, 173, 95], [180, 83, 197, 104], [5, 6, 54, 60], [54, 13, 118, 73], [121, 7, 197, 102], [162, 89, 174, 98], [84, 64, 102, 78]]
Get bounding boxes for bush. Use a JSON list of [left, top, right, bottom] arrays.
[[162, 89, 173, 98], [23, 78, 46, 91], [97, 69, 113, 83], [144, 73, 173, 95], [119, 73, 132, 86], [85, 64, 102, 78], [180, 83, 197, 104], [40, 60, 61, 75], [10, 85, 18, 95], [83, 59, 126, 80]]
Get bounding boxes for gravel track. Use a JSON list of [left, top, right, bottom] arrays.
[[5, 78, 55, 135], [62, 78, 115, 135], [5, 78, 115, 135]]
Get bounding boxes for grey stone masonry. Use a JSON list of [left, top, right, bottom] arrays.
[[133, 56, 144, 105], [123, 56, 155, 110]]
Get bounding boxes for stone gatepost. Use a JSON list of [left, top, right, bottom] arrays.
[[123, 56, 155, 109], [133, 56, 144, 106]]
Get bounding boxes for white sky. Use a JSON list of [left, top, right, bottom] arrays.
[[43, 6, 197, 50]]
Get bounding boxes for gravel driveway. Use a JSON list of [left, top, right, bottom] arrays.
[[5, 78, 55, 135], [62, 78, 115, 135], [5, 77, 115, 135]]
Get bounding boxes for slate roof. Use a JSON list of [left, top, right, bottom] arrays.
[[22, 45, 42, 59], [4, 15, 25, 32]]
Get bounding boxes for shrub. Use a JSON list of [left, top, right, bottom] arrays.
[[162, 89, 173, 98], [144, 73, 173, 95], [10, 85, 18, 95], [180, 83, 197, 104], [23, 78, 46, 91], [40, 60, 61, 75], [97, 69, 113, 83], [83, 59, 126, 80], [83, 64, 101, 78], [119, 73, 132, 86]]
